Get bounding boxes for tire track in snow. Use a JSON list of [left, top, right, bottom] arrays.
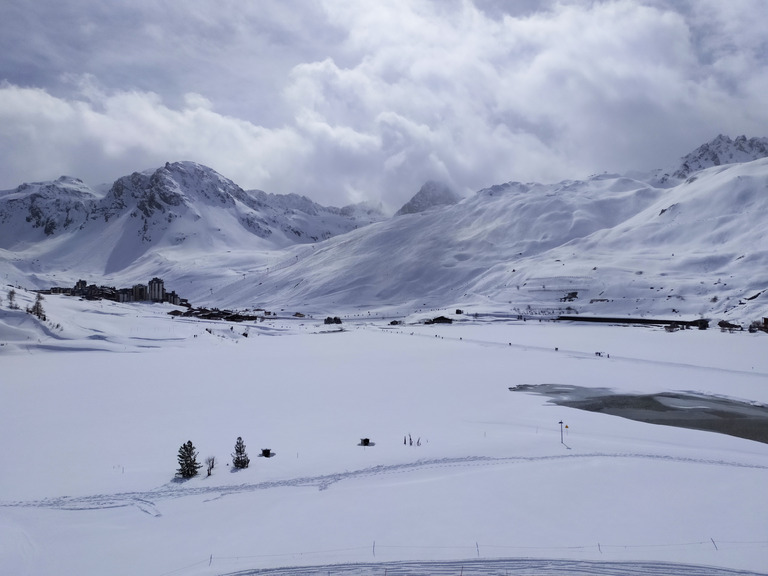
[[2, 452, 766, 514]]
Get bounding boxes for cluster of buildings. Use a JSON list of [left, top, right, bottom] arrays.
[[49, 277, 187, 306]]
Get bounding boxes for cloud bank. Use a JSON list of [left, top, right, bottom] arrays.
[[1, 0, 766, 209]]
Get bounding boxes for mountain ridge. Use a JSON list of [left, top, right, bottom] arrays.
[[0, 161, 386, 276], [2, 136, 768, 325], [657, 134, 768, 185]]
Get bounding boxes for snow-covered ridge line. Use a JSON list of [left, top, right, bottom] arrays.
[[0, 160, 385, 252], [658, 134, 768, 184], [1, 135, 768, 325]]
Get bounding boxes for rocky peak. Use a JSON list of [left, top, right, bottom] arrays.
[[664, 134, 768, 182], [395, 180, 462, 216], [0, 177, 97, 243]]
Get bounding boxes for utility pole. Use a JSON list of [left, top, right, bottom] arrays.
[[559, 420, 564, 444]]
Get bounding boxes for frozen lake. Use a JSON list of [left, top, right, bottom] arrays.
[[510, 384, 768, 444]]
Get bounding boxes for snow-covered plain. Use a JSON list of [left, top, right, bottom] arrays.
[[1, 291, 767, 576]]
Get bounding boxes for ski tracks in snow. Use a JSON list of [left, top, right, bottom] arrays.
[[215, 558, 768, 576], [2, 452, 766, 515]]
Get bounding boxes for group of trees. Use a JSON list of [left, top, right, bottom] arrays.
[[3, 289, 46, 320], [176, 436, 250, 479], [28, 293, 46, 320]]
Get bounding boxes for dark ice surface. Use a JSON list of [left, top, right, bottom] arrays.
[[510, 384, 768, 444]]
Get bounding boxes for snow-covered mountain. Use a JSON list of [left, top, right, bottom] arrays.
[[2, 136, 767, 326], [656, 134, 768, 185], [213, 159, 768, 324], [0, 176, 98, 243], [0, 162, 385, 249], [394, 180, 462, 216], [0, 161, 384, 285]]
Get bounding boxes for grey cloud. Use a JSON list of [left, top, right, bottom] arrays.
[[0, 1, 340, 122]]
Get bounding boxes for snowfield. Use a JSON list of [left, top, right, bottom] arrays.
[[1, 291, 767, 576]]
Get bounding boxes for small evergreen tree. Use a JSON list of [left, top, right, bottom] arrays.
[[29, 293, 46, 321], [7, 289, 18, 310], [232, 436, 250, 469], [176, 440, 202, 479]]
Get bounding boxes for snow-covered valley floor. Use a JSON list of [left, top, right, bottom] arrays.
[[1, 294, 767, 576]]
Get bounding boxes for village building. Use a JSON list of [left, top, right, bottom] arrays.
[[132, 283, 147, 301], [65, 277, 186, 306], [148, 277, 165, 302]]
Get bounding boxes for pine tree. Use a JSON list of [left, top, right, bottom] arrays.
[[176, 440, 202, 479], [7, 289, 18, 310], [232, 436, 250, 469], [29, 293, 46, 321]]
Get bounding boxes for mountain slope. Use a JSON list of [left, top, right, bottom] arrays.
[[215, 160, 768, 324], [217, 174, 658, 308], [0, 176, 97, 246], [0, 162, 384, 285], [2, 138, 767, 326], [474, 159, 768, 322]]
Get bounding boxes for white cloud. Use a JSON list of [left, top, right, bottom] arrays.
[[0, 82, 308, 194], [1, 0, 767, 208]]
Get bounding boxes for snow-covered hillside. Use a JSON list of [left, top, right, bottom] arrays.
[[1, 136, 767, 326], [215, 157, 768, 326], [0, 161, 384, 287]]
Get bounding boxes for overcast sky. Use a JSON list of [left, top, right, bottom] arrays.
[[1, 0, 766, 210]]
